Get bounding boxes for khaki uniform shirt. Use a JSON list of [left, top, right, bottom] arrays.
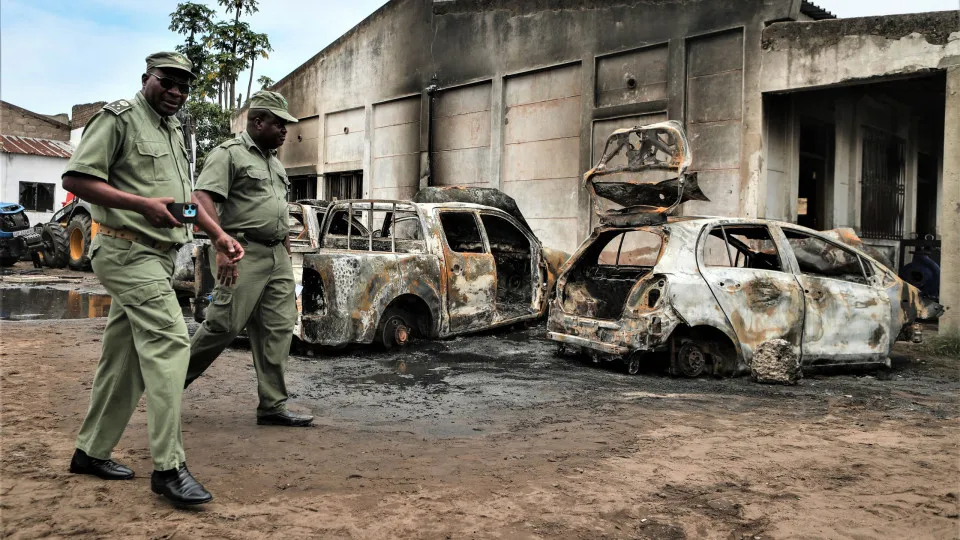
[[64, 92, 193, 244], [195, 131, 290, 242]]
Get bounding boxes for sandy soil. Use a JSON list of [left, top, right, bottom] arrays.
[[1, 303, 958, 539]]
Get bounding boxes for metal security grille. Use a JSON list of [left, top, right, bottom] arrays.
[[324, 171, 363, 201], [860, 127, 905, 240]]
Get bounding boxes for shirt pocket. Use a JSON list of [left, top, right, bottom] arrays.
[[136, 140, 172, 183], [240, 167, 272, 196]]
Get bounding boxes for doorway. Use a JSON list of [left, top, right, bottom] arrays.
[[797, 118, 833, 230]]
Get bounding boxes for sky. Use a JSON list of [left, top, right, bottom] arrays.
[[1, 0, 957, 117]]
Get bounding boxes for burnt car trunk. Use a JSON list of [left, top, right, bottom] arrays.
[[559, 228, 663, 320]]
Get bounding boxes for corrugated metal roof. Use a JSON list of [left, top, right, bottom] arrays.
[[0, 135, 73, 158], [801, 1, 837, 20]]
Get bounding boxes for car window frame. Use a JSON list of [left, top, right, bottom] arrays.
[[780, 227, 874, 285], [437, 210, 489, 255], [698, 223, 787, 273]]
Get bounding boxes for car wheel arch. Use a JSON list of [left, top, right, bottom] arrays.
[[666, 324, 743, 376]]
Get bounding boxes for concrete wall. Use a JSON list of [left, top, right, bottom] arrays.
[[0, 101, 70, 141], [0, 153, 70, 223], [241, 0, 802, 251], [761, 13, 960, 93]]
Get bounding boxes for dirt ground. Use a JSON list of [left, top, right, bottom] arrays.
[[1, 265, 959, 539]]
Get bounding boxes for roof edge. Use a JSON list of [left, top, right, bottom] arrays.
[[1, 100, 70, 128]]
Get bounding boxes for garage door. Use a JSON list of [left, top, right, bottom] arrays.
[[432, 82, 492, 187], [502, 64, 582, 253], [372, 97, 421, 200]]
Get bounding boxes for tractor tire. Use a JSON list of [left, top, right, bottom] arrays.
[[0, 255, 17, 267], [40, 223, 69, 268], [66, 213, 93, 270]]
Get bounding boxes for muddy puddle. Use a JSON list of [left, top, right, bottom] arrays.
[[0, 288, 112, 320]]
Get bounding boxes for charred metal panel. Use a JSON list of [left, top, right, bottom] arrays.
[[796, 274, 891, 365], [299, 252, 421, 345], [414, 187, 530, 230], [584, 121, 707, 224]]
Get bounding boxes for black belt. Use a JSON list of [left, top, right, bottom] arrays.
[[229, 231, 284, 247]]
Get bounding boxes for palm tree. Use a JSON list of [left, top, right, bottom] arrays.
[[217, 0, 260, 109], [257, 75, 274, 90], [243, 31, 272, 104]]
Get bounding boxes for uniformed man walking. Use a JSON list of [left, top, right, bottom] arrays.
[[62, 52, 244, 506], [185, 91, 313, 428]]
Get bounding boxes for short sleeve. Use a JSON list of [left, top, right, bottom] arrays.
[[194, 146, 232, 198], [63, 111, 123, 181]]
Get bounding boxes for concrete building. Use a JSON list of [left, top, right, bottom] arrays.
[[0, 101, 73, 223], [69, 101, 107, 147], [233, 0, 959, 334]]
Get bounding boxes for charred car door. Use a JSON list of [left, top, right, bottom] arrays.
[[782, 229, 891, 364], [477, 211, 544, 320], [698, 224, 805, 362], [438, 211, 496, 332]]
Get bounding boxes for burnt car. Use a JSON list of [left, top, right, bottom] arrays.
[[546, 121, 943, 376], [297, 188, 568, 348], [176, 200, 337, 326]]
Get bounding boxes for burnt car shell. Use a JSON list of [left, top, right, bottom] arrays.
[[547, 121, 942, 376], [299, 196, 568, 348]]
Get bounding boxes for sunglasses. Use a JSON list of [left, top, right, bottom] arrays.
[[150, 73, 191, 94]]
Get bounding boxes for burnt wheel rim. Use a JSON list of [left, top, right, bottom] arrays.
[[385, 317, 411, 347], [679, 346, 705, 377], [627, 358, 640, 375]]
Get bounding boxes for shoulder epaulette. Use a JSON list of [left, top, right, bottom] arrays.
[[103, 99, 134, 116], [218, 138, 243, 149]]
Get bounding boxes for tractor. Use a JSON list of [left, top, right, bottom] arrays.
[[44, 195, 96, 270], [0, 202, 52, 267]]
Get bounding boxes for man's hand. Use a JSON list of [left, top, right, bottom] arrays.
[[138, 197, 181, 228], [215, 250, 239, 287], [213, 232, 244, 264]]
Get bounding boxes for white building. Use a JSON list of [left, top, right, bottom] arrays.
[[0, 135, 73, 224]]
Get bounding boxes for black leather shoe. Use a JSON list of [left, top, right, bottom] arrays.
[[151, 464, 213, 506], [69, 449, 134, 480], [257, 410, 314, 427]]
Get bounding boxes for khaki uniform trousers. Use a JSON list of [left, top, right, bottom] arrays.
[[75, 234, 190, 471], [186, 240, 296, 416]]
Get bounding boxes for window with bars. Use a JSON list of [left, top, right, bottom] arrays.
[[860, 127, 905, 240], [324, 171, 363, 201], [19, 182, 55, 212]]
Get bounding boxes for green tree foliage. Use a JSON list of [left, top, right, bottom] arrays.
[[257, 75, 275, 90], [185, 101, 233, 172], [168, 1, 274, 168]]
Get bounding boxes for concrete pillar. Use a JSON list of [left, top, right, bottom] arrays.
[[939, 65, 960, 337]]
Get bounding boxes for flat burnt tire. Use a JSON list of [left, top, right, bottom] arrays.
[[676, 341, 706, 378]]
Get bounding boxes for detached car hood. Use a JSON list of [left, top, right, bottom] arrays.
[[584, 120, 708, 226]]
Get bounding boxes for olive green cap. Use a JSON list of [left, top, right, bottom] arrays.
[[145, 51, 196, 79], [249, 90, 298, 123]]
